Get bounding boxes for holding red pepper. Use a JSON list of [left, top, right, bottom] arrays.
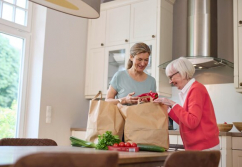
[[137, 92, 158, 102]]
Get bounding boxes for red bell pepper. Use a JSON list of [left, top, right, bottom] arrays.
[[137, 92, 158, 101]]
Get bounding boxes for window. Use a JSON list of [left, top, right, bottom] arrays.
[[0, 23, 30, 138], [0, 0, 32, 32]]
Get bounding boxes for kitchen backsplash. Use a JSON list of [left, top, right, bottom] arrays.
[[168, 83, 242, 132]]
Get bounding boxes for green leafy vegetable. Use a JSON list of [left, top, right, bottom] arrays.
[[70, 136, 96, 148], [95, 131, 121, 150]]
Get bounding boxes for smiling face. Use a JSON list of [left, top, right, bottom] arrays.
[[166, 57, 195, 90], [167, 71, 187, 90], [130, 52, 150, 72]]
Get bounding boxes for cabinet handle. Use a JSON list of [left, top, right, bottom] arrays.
[[240, 83, 242, 86], [239, 20, 242, 24], [152, 35, 155, 38], [101, 43, 104, 46], [125, 39, 129, 42]]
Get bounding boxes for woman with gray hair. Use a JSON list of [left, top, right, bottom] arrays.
[[105, 42, 156, 105], [154, 57, 219, 150]]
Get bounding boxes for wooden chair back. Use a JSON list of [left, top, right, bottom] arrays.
[[13, 152, 118, 167], [0, 138, 57, 146], [164, 150, 221, 167]]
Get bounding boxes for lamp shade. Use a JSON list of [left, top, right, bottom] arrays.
[[29, 0, 101, 18]]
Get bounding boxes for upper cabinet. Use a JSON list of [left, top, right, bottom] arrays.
[[105, 5, 130, 46], [85, 0, 175, 98], [233, 0, 242, 93], [89, 11, 106, 48], [130, 0, 157, 43]]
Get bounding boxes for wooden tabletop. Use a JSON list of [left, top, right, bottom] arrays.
[[0, 146, 172, 167]]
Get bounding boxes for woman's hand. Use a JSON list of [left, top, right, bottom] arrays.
[[124, 92, 139, 104], [154, 98, 176, 108]]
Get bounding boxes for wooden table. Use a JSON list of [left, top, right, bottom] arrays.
[[0, 146, 172, 167]]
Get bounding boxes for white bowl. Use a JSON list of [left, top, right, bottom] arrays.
[[113, 53, 125, 62]]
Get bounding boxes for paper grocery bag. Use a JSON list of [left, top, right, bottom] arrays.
[[85, 91, 124, 144], [118, 101, 169, 149]]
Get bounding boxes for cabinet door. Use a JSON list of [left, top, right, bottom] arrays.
[[103, 44, 130, 95], [239, 27, 242, 89], [105, 5, 130, 46], [89, 11, 106, 48], [233, 150, 242, 167], [238, 0, 242, 27], [130, 0, 157, 43], [85, 48, 106, 97]]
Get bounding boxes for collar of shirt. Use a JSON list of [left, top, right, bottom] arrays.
[[178, 78, 196, 106]]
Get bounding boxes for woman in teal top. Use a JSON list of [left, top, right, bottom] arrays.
[[105, 42, 156, 105]]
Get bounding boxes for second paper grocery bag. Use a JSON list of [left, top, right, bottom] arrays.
[[118, 102, 169, 149]]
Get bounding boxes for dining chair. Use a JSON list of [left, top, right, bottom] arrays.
[[163, 150, 221, 167], [13, 152, 119, 167], [0, 138, 57, 146]]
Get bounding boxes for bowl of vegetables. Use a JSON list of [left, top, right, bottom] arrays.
[[217, 122, 233, 132]]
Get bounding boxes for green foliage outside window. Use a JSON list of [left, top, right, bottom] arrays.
[[0, 34, 20, 138]]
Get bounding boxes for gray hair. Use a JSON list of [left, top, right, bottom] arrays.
[[166, 57, 195, 80], [127, 42, 151, 69]]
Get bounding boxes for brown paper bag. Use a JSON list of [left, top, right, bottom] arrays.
[[85, 91, 124, 143], [117, 100, 169, 149]]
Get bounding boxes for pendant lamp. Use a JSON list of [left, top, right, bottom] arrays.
[[29, 0, 101, 18]]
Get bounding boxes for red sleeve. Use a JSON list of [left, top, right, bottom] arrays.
[[168, 109, 179, 124], [172, 86, 206, 129]]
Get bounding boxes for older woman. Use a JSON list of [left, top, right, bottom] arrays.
[[105, 42, 156, 105], [154, 57, 219, 150]]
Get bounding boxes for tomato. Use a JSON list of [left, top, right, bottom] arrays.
[[224, 122, 227, 124], [131, 143, 137, 147], [119, 142, 125, 147], [113, 143, 118, 147], [125, 142, 131, 147]]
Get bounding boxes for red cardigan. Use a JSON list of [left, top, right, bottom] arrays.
[[169, 81, 219, 150]]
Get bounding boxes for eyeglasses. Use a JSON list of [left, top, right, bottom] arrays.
[[168, 71, 179, 80]]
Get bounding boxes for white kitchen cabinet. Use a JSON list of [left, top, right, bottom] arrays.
[[233, 0, 242, 93], [85, 48, 106, 98], [232, 137, 242, 167], [85, 0, 175, 98], [103, 44, 130, 95], [130, 0, 157, 43], [105, 5, 130, 46], [89, 11, 106, 49], [233, 150, 242, 167]]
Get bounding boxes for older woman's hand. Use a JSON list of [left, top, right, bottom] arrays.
[[125, 92, 139, 104], [154, 98, 176, 108]]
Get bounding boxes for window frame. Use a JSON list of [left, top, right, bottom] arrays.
[[0, 23, 31, 137], [0, 0, 32, 32]]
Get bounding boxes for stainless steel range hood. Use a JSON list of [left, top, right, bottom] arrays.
[[159, 0, 234, 70]]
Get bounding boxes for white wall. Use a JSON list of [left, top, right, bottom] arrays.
[[24, 4, 46, 137], [25, 5, 89, 145], [169, 84, 242, 132]]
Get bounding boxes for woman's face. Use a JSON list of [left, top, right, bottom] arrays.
[[168, 71, 188, 90], [130, 52, 150, 72]]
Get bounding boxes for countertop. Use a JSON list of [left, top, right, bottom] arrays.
[[168, 130, 242, 137], [71, 128, 242, 137]]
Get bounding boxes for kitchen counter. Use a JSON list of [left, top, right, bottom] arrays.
[[168, 130, 242, 137], [71, 128, 242, 137]]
